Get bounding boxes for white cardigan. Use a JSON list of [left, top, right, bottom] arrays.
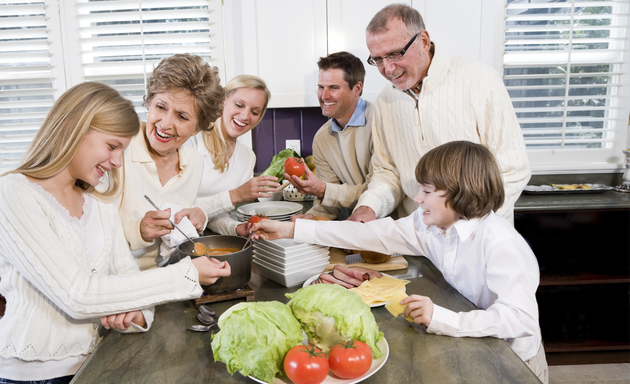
[[357, 45, 531, 221], [0, 174, 203, 363]]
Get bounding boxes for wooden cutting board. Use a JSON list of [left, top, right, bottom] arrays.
[[324, 247, 408, 272]]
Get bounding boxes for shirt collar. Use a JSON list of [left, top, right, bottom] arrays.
[[426, 215, 485, 241], [330, 98, 366, 132], [129, 126, 189, 169]]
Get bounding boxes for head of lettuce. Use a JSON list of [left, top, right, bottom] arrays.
[[211, 301, 303, 383], [286, 284, 384, 358]]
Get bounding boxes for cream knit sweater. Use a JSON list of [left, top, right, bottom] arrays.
[[0, 174, 203, 363], [307, 100, 374, 220], [119, 130, 206, 271], [357, 45, 531, 220]]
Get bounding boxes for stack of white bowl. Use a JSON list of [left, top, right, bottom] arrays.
[[253, 239, 330, 287], [237, 201, 303, 223]]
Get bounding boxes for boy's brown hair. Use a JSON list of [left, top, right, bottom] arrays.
[[415, 141, 505, 220]]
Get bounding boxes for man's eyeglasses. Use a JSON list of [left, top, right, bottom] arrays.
[[367, 33, 420, 67]]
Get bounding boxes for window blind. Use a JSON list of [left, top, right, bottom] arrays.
[[0, 0, 56, 172], [503, 0, 630, 151], [74, 0, 216, 119]]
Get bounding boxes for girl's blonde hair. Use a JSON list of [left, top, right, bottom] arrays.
[[203, 75, 271, 172], [6, 82, 139, 198]]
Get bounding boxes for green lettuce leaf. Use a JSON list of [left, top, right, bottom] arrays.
[[286, 284, 384, 358], [211, 301, 303, 383], [260, 148, 299, 181]]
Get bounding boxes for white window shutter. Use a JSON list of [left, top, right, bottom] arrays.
[[503, 0, 630, 171], [73, 0, 220, 120], [0, 0, 65, 173]]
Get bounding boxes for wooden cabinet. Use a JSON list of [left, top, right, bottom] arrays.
[[515, 183, 630, 364]]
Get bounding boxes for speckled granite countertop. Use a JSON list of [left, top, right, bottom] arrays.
[[70, 256, 540, 384]]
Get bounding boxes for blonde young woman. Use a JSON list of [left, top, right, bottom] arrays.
[[190, 75, 280, 237], [0, 82, 230, 384], [118, 54, 225, 270]]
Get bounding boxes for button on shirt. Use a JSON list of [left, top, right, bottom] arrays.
[[294, 209, 542, 361], [330, 98, 366, 132]]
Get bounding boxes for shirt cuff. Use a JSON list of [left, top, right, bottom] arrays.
[[293, 219, 319, 244], [320, 183, 337, 207], [355, 191, 383, 218], [426, 304, 457, 336]]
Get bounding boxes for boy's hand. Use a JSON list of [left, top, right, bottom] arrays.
[[250, 219, 295, 240], [401, 294, 434, 327]]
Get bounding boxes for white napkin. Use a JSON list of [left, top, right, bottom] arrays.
[[159, 203, 199, 260]]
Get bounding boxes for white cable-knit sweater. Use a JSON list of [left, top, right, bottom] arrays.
[[357, 45, 531, 221], [0, 174, 203, 363]]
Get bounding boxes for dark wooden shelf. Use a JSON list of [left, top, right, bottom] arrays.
[[540, 271, 630, 286], [545, 339, 630, 353]]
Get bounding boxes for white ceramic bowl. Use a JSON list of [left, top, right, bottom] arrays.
[[253, 258, 329, 287]]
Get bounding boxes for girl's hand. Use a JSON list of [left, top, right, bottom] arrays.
[[140, 209, 172, 241], [230, 175, 281, 204], [235, 222, 251, 237], [100, 310, 146, 330], [174, 207, 206, 234], [401, 294, 434, 327], [192, 257, 232, 285], [250, 219, 295, 240]]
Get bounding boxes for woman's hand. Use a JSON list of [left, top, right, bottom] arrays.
[[174, 207, 206, 234], [100, 310, 146, 330], [140, 209, 173, 242], [401, 294, 434, 327], [229, 175, 281, 204], [192, 257, 232, 285], [235, 222, 252, 237], [250, 219, 295, 240]]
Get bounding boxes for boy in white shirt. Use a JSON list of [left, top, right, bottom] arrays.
[[251, 140, 548, 383]]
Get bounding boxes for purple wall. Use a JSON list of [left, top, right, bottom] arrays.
[[252, 107, 328, 174]]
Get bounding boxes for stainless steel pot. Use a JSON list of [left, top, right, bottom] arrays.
[[170, 235, 252, 294]]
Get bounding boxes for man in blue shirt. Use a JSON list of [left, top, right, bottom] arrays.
[[285, 52, 374, 220]]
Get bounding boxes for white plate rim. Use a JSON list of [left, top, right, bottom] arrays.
[[248, 337, 389, 384], [237, 201, 303, 215], [302, 272, 405, 308]]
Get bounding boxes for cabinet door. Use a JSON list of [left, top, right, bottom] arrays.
[[222, 0, 327, 108], [327, 0, 412, 103]]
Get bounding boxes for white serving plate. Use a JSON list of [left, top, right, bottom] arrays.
[[248, 337, 389, 384], [253, 242, 330, 261], [255, 238, 328, 254], [237, 201, 303, 216], [253, 256, 329, 275], [253, 252, 330, 272], [302, 273, 405, 308], [253, 258, 329, 287]]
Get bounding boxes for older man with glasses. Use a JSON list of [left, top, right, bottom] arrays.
[[348, 4, 531, 226]]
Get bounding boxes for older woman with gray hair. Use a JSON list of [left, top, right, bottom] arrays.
[[118, 54, 226, 270]]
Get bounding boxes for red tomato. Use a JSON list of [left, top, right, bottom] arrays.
[[284, 157, 305, 178], [283, 345, 329, 384], [248, 214, 268, 225], [328, 340, 373, 379]]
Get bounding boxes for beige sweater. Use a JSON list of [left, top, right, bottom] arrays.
[[119, 130, 206, 271], [307, 100, 374, 220], [357, 45, 531, 220]]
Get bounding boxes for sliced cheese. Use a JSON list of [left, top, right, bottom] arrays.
[[350, 275, 410, 305], [384, 289, 414, 322]]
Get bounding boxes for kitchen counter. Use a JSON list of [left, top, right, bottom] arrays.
[[70, 256, 541, 384]]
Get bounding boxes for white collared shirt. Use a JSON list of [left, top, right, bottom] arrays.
[[294, 209, 542, 361]]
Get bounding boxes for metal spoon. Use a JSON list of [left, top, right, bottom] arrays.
[[242, 231, 254, 250], [197, 312, 216, 325], [199, 305, 216, 317], [144, 195, 198, 248], [188, 324, 219, 332]]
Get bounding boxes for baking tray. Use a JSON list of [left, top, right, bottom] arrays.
[[523, 183, 612, 195]]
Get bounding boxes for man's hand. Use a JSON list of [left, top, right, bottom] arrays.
[[290, 213, 315, 222], [347, 206, 376, 223], [284, 162, 326, 198], [250, 219, 295, 240]]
